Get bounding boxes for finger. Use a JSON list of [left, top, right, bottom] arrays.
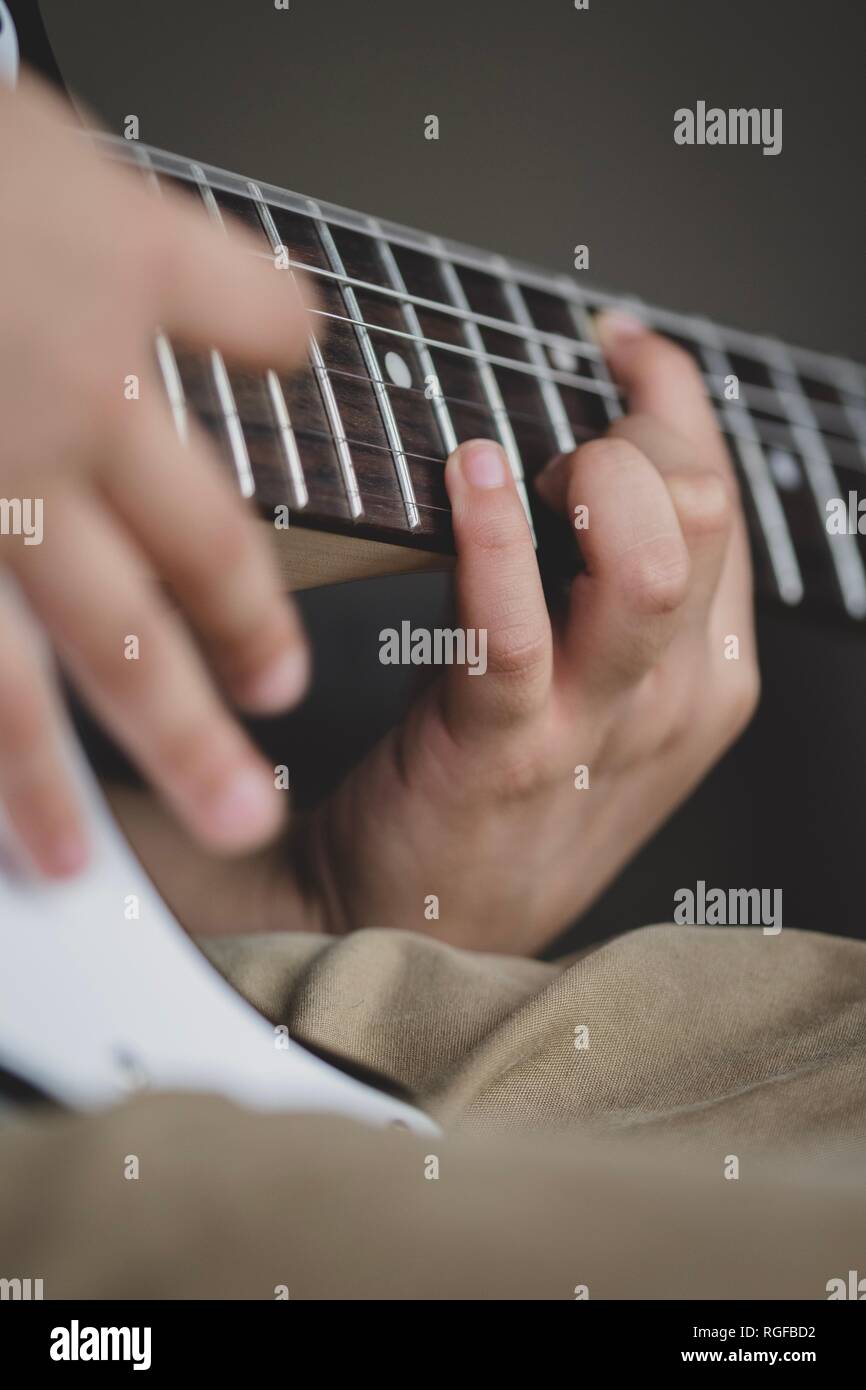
[[443, 439, 551, 735], [0, 582, 89, 877], [535, 437, 690, 698], [10, 491, 284, 855], [154, 187, 314, 369], [103, 396, 309, 712], [596, 313, 753, 638], [609, 413, 732, 620], [595, 312, 733, 483]]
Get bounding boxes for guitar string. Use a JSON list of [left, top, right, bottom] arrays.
[[231, 417, 845, 603], [136, 156, 866, 482], [241, 245, 866, 435], [113, 136, 866, 407], [302, 300, 866, 456], [316, 354, 866, 474], [133, 151, 866, 433], [258, 352, 866, 483], [203, 381, 861, 535]]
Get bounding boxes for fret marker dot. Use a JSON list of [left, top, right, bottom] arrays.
[[384, 351, 412, 389], [550, 344, 577, 373], [768, 448, 802, 492]]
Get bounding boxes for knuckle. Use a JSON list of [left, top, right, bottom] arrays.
[[574, 436, 644, 479], [468, 506, 528, 558], [669, 469, 733, 541], [619, 534, 690, 616], [487, 619, 548, 678], [493, 749, 545, 802]]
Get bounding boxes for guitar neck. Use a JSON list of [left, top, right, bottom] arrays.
[[104, 134, 866, 626]]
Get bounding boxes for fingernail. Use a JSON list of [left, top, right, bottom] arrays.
[[206, 768, 280, 844], [594, 308, 647, 351], [44, 833, 90, 878], [244, 646, 309, 711], [459, 441, 507, 489]]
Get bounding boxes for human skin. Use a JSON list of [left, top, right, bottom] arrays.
[[0, 74, 314, 874], [0, 77, 758, 949], [110, 321, 759, 956]]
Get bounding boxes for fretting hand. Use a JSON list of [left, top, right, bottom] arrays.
[[294, 315, 759, 953]]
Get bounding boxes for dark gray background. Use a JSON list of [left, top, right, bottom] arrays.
[[40, 0, 866, 946]]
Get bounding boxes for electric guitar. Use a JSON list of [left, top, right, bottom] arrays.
[[7, 0, 866, 628]]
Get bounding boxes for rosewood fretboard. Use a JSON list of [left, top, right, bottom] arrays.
[[102, 134, 866, 627]]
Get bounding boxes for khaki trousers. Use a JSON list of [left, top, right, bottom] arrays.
[[1, 924, 864, 1298]]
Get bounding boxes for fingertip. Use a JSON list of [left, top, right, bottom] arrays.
[[448, 439, 510, 494], [195, 764, 285, 853], [235, 642, 311, 714], [16, 816, 90, 880], [42, 832, 91, 879], [594, 308, 648, 358]]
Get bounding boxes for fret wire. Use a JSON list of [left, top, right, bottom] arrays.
[[310, 340, 365, 519], [128, 144, 190, 443], [696, 321, 803, 606], [145, 191, 866, 437], [368, 218, 459, 456], [303, 292, 866, 465], [243, 237, 866, 423], [556, 279, 623, 422], [258, 399, 866, 501], [130, 140, 161, 195], [272, 353, 866, 493], [96, 135, 866, 400], [703, 374, 862, 445], [832, 362, 866, 468], [242, 182, 308, 509], [189, 160, 222, 222], [241, 238, 866, 445], [305, 299, 616, 399], [241, 244, 607, 366], [492, 259, 576, 454], [154, 333, 189, 444], [123, 142, 866, 500], [294, 419, 446, 470], [246, 181, 361, 520], [208, 349, 255, 500], [244, 184, 308, 508], [434, 247, 536, 543], [760, 337, 866, 619], [190, 164, 255, 499], [279, 424, 455, 516], [265, 368, 309, 510], [310, 202, 420, 531], [320, 359, 598, 450], [581, 284, 866, 395], [304, 297, 866, 463]]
